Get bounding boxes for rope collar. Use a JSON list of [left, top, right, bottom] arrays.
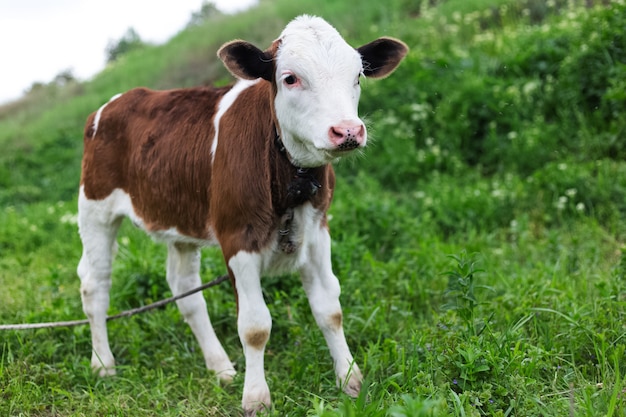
[[274, 127, 323, 254], [274, 128, 322, 207]]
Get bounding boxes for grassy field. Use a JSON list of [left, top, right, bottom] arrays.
[[1, 0, 626, 415]]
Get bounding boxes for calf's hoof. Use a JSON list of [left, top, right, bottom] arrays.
[[92, 364, 116, 377], [215, 367, 237, 384], [340, 367, 363, 398], [91, 355, 116, 377], [242, 383, 271, 417], [242, 401, 271, 417]]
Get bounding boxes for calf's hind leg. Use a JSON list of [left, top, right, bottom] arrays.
[[77, 194, 122, 376], [166, 242, 236, 382]]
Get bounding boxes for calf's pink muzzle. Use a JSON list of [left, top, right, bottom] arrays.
[[329, 121, 366, 151]]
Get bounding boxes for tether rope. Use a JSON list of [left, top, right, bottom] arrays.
[[0, 274, 229, 331]]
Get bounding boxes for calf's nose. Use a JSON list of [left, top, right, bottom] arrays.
[[329, 122, 365, 151]]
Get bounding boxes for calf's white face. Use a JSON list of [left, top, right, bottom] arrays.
[[218, 15, 408, 167], [273, 16, 366, 167]]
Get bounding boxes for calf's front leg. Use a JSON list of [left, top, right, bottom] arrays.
[[299, 226, 362, 396], [166, 242, 236, 383], [228, 251, 272, 416]]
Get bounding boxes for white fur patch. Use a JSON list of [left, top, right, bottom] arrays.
[[211, 79, 261, 162], [78, 186, 217, 247], [259, 202, 325, 276], [91, 93, 122, 138]]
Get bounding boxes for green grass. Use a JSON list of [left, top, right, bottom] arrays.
[[2, 0, 626, 415]]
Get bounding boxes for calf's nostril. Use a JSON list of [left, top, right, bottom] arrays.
[[331, 127, 343, 140]]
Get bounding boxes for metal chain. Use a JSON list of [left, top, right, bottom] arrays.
[[0, 274, 229, 331]]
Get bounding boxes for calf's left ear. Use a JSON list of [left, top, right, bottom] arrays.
[[358, 37, 409, 79], [218, 40, 275, 81]]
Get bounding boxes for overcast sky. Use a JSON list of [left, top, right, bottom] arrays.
[[0, 0, 257, 104]]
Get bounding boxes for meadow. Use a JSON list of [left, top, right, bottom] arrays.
[[1, 0, 625, 415]]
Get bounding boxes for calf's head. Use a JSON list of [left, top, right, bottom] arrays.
[[218, 15, 408, 167]]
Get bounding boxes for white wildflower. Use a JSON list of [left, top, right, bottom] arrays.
[[522, 81, 538, 96], [60, 213, 78, 225]]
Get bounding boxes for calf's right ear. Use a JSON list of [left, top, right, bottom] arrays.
[[218, 40, 275, 81]]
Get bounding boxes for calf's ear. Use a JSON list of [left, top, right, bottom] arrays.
[[358, 37, 409, 79], [218, 40, 275, 81]]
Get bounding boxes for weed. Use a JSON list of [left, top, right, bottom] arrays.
[[441, 252, 491, 338]]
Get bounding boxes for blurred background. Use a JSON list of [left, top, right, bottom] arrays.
[[1, 1, 625, 415]]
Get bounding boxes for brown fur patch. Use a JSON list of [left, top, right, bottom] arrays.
[[330, 312, 343, 330], [245, 329, 270, 350], [81, 86, 229, 239]]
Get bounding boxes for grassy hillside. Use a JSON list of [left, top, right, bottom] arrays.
[[1, 0, 626, 416]]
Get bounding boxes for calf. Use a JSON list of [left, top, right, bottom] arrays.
[[77, 15, 407, 415]]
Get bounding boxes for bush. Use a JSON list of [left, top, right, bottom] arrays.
[[356, 1, 626, 185], [105, 28, 146, 63]]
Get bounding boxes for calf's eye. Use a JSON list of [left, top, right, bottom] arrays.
[[284, 75, 298, 85]]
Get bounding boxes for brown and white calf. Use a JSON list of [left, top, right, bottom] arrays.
[[77, 15, 407, 415]]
